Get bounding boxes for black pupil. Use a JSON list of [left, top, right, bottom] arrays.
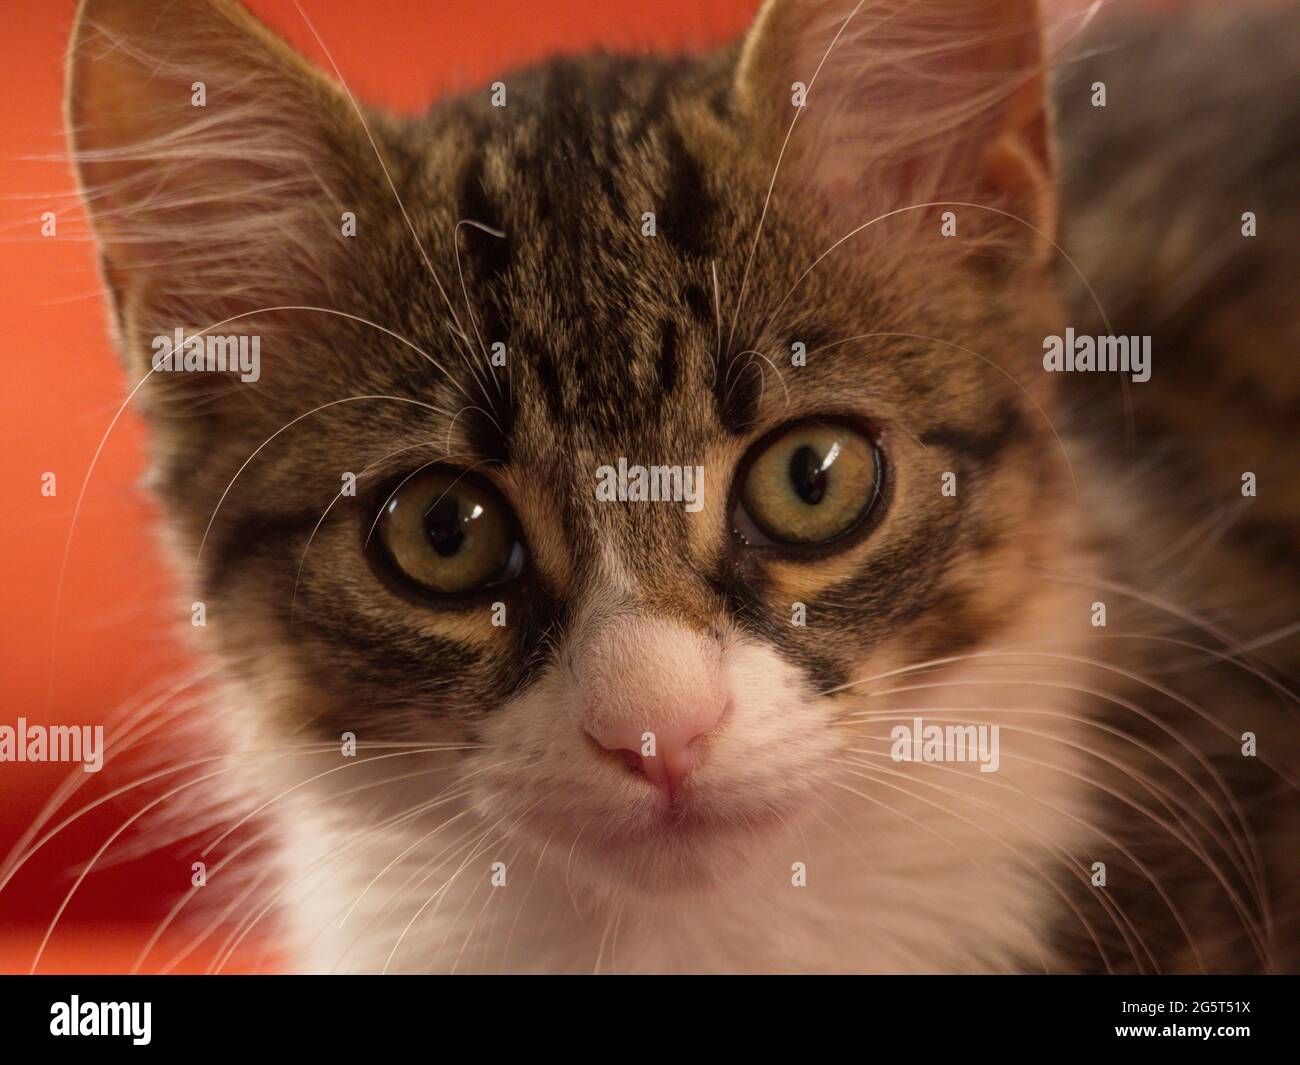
[[424, 495, 466, 557], [789, 445, 829, 505]]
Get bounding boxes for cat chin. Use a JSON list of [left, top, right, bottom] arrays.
[[570, 836, 770, 898], [519, 802, 794, 898]]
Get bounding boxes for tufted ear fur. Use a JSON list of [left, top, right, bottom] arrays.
[[735, 0, 1056, 258], [66, 0, 386, 387]]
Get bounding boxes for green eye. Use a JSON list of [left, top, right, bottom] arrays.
[[376, 469, 523, 596], [738, 420, 881, 546]]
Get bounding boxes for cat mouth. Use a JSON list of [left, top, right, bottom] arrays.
[[547, 800, 791, 894], [623, 794, 787, 843], [522, 791, 788, 856]]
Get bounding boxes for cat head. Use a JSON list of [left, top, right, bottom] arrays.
[[68, 0, 1081, 893]]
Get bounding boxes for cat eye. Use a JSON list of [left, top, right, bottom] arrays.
[[374, 468, 524, 597], [735, 419, 882, 548]]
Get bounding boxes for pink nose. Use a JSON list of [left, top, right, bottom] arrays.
[[586, 704, 727, 800]]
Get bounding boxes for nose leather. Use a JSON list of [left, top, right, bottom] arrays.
[[587, 703, 726, 799]]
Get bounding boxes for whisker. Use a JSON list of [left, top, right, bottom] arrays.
[[453, 218, 509, 403], [380, 794, 541, 973], [287, 0, 480, 367], [498, 828, 557, 973], [0, 666, 219, 887], [200, 746, 485, 858], [338, 753, 533, 927], [360, 458, 496, 552], [834, 758, 1155, 972], [819, 331, 1080, 497], [290, 442, 477, 627], [1035, 568, 1300, 710], [841, 719, 1270, 963], [136, 755, 502, 975], [825, 775, 1063, 973], [195, 392, 459, 563], [725, 0, 874, 354], [211, 777, 495, 975], [850, 670, 1271, 891]]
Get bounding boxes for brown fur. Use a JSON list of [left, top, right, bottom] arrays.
[[64, 0, 1296, 972]]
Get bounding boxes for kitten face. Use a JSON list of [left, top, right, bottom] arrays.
[[70, 1, 1077, 901]]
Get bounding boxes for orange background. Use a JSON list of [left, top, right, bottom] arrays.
[[0, 0, 1193, 972]]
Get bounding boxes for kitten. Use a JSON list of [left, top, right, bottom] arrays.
[[64, 0, 1297, 973]]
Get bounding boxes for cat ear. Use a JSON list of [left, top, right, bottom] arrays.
[[66, 0, 378, 372], [735, 0, 1055, 256]]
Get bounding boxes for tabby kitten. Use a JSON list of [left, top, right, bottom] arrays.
[[66, 0, 1297, 973]]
